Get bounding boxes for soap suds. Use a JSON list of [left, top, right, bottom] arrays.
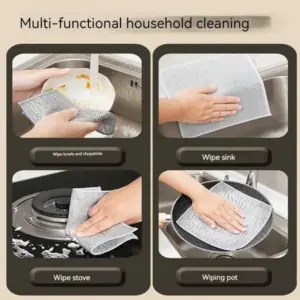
[[41, 248, 71, 259], [68, 242, 80, 248], [76, 248, 85, 256], [12, 245, 34, 258], [12, 239, 29, 247]]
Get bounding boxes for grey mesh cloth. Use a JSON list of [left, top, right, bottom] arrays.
[[176, 182, 273, 251], [18, 90, 116, 135], [160, 54, 271, 137], [66, 187, 138, 255]]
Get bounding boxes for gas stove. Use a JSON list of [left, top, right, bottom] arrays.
[[12, 188, 141, 258]]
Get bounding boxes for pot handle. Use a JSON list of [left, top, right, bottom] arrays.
[[159, 213, 171, 228]]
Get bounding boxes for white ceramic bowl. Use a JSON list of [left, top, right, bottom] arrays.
[[42, 68, 116, 112]]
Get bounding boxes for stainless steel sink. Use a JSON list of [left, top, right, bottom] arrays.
[[159, 172, 288, 259], [159, 76, 288, 138], [13, 54, 142, 138]]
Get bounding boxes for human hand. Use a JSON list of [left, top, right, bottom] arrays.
[[13, 68, 70, 103], [172, 85, 242, 123], [191, 188, 246, 234], [22, 108, 98, 138], [159, 171, 246, 234], [76, 178, 142, 237]]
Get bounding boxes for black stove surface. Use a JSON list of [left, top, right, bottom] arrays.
[[12, 222, 142, 258]]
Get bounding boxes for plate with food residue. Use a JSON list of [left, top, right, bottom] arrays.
[[42, 68, 116, 112]]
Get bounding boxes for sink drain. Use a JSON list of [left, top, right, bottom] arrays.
[[210, 253, 236, 259]]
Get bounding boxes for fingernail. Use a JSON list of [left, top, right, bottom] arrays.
[[70, 108, 78, 113], [61, 68, 70, 72], [241, 227, 247, 232], [88, 207, 96, 216], [233, 229, 239, 234], [235, 98, 241, 103], [75, 230, 85, 237], [237, 105, 242, 110], [231, 111, 237, 115], [208, 84, 217, 90]]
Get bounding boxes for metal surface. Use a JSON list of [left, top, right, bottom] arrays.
[[31, 188, 71, 218], [158, 229, 181, 258], [246, 170, 258, 189], [159, 172, 288, 259], [224, 174, 230, 181], [13, 193, 71, 241], [159, 76, 288, 138], [13, 54, 142, 138]]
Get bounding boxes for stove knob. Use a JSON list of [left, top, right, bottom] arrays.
[[54, 197, 70, 210]]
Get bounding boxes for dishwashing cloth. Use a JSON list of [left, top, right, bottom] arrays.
[[160, 54, 271, 137], [176, 181, 273, 251], [18, 90, 116, 135], [66, 187, 138, 255]]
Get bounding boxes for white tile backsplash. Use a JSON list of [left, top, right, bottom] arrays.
[[13, 170, 65, 182]]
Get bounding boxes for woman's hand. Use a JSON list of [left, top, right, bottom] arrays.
[[191, 189, 246, 234], [22, 108, 97, 138], [159, 85, 242, 124], [13, 68, 70, 102], [159, 171, 246, 234], [76, 177, 142, 237]]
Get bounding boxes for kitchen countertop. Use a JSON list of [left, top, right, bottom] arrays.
[[159, 229, 181, 258], [12, 170, 65, 182]]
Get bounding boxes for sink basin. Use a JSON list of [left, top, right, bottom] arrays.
[[159, 76, 288, 138], [13, 54, 142, 138], [159, 172, 288, 259]]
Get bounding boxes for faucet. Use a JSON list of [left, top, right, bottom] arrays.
[[246, 170, 258, 188]]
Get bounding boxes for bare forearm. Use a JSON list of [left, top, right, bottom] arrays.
[[128, 176, 142, 196], [159, 98, 181, 124]]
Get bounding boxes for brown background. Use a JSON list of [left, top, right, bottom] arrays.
[[0, 0, 298, 298]]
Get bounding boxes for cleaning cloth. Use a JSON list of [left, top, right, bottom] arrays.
[[176, 181, 273, 251], [160, 54, 271, 137], [66, 187, 138, 255], [18, 90, 116, 135]]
